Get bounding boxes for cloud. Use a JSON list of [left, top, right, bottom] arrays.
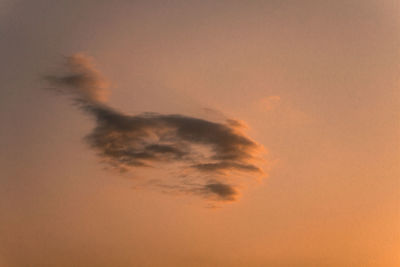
[[45, 53, 109, 103], [201, 182, 239, 201], [45, 53, 264, 203], [153, 181, 239, 203]]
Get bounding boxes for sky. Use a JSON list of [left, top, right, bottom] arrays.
[[0, 0, 399, 266]]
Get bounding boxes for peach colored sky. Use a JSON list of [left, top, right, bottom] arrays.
[[1, 1, 399, 266]]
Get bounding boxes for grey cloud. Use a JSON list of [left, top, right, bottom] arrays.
[[45, 54, 264, 202], [45, 53, 109, 103], [154, 181, 239, 202], [202, 182, 238, 201]]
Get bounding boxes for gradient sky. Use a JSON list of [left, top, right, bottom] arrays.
[[1, 1, 399, 266]]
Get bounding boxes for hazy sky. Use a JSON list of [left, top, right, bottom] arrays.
[[1, 0, 399, 266]]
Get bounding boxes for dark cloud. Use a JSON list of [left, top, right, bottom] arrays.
[[201, 182, 239, 201], [45, 53, 109, 103], [45, 54, 264, 202], [151, 181, 239, 203]]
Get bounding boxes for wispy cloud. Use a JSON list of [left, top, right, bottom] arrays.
[[45, 53, 109, 103], [45, 53, 264, 203]]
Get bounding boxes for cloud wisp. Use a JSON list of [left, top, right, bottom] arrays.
[[45, 54, 264, 203]]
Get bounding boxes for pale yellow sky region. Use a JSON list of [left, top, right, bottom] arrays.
[[1, 1, 399, 266]]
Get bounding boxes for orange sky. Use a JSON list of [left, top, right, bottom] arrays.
[[1, 1, 399, 266]]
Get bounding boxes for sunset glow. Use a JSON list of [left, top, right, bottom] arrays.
[[1, 1, 399, 266]]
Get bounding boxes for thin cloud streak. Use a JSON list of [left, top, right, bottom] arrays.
[[45, 53, 264, 202]]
